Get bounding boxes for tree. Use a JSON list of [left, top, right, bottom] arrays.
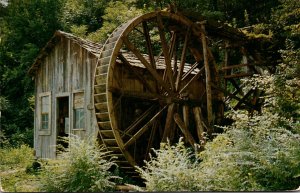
[[60, 0, 109, 37], [0, 0, 63, 147], [87, 0, 143, 43]]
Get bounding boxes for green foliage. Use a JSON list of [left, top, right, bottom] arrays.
[[136, 138, 200, 191], [0, 145, 41, 192], [136, 0, 278, 26], [0, 0, 63, 147], [136, 57, 300, 191], [273, 42, 300, 120], [136, 110, 300, 191], [60, 0, 108, 33], [0, 96, 9, 110], [199, 110, 300, 191], [40, 135, 120, 192], [0, 145, 34, 169], [87, 1, 144, 43], [70, 25, 88, 38], [271, 0, 300, 41]]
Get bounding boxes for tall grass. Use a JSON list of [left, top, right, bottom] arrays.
[[0, 145, 34, 169]]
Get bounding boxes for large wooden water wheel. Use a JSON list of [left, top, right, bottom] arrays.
[[93, 10, 269, 176]]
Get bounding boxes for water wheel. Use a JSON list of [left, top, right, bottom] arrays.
[[93, 11, 266, 176]]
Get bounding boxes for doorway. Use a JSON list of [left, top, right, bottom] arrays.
[[57, 96, 69, 150]]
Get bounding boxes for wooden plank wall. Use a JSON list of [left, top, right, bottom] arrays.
[[34, 36, 98, 158]]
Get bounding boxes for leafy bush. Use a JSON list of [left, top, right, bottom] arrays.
[[40, 135, 120, 192], [0, 144, 34, 169], [135, 138, 200, 191], [136, 110, 300, 191], [198, 110, 300, 191]]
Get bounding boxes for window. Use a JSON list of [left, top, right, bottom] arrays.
[[41, 95, 50, 130], [73, 92, 85, 129], [74, 108, 84, 129]]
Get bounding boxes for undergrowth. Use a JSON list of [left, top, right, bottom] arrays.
[[39, 135, 120, 192], [136, 112, 300, 191], [0, 145, 40, 192]]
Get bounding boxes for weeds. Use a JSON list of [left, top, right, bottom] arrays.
[[40, 135, 120, 192]]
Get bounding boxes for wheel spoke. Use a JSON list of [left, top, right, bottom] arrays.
[[169, 32, 177, 61], [173, 113, 196, 147], [123, 37, 173, 94], [182, 105, 189, 129], [172, 42, 178, 79], [181, 62, 199, 81], [157, 13, 175, 91], [142, 21, 156, 69], [162, 103, 176, 142], [179, 66, 205, 94], [124, 105, 167, 149], [144, 119, 158, 160], [122, 105, 158, 137], [175, 27, 190, 91], [193, 106, 206, 142], [118, 53, 155, 93]]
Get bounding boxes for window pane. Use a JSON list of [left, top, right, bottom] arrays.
[[74, 108, 84, 129], [41, 114, 49, 129], [42, 96, 49, 113], [79, 110, 85, 128]]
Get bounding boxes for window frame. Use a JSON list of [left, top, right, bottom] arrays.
[[39, 92, 51, 135], [74, 108, 85, 129], [73, 91, 85, 130]]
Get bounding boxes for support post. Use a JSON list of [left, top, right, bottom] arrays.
[[201, 24, 213, 128]]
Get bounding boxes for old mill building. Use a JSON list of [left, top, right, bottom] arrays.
[[29, 31, 101, 158]]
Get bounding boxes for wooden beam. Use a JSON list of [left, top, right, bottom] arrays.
[[118, 53, 155, 93], [210, 83, 259, 110], [108, 86, 161, 101], [175, 27, 190, 91], [183, 105, 189, 143], [224, 73, 253, 79], [174, 113, 196, 147], [122, 105, 157, 137], [193, 106, 206, 141], [183, 105, 189, 129], [145, 120, 158, 160], [172, 41, 178, 79], [225, 81, 245, 102], [221, 63, 252, 70], [142, 21, 156, 69], [234, 89, 254, 110], [162, 103, 176, 142], [179, 66, 204, 94], [228, 79, 242, 92], [169, 32, 177, 60], [123, 37, 173, 94], [157, 13, 175, 91], [201, 24, 213, 126], [181, 62, 200, 81], [224, 41, 229, 91], [124, 105, 167, 149]]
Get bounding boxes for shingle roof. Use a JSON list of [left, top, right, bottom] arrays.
[[28, 30, 102, 76], [28, 30, 197, 76]]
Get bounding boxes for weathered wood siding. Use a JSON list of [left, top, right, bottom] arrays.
[[34, 35, 98, 158]]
